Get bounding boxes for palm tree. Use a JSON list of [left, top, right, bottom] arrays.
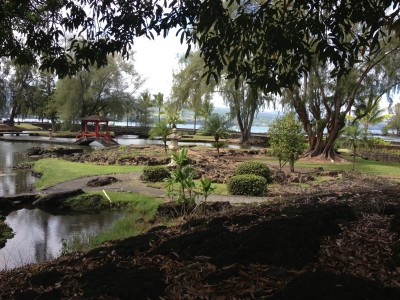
[[136, 91, 153, 128], [149, 121, 171, 153], [153, 92, 164, 122], [203, 113, 231, 157], [352, 97, 390, 132], [164, 100, 184, 129], [339, 123, 369, 171]]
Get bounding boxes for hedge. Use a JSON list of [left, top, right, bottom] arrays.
[[227, 174, 268, 197]]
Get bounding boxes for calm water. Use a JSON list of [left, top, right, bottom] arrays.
[[0, 141, 54, 196], [0, 209, 122, 270], [0, 141, 122, 270]]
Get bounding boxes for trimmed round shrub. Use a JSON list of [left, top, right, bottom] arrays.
[[235, 161, 271, 183], [227, 174, 268, 197], [141, 166, 170, 182]]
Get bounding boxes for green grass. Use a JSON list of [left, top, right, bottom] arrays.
[[263, 156, 400, 178], [33, 158, 143, 189], [296, 157, 400, 176], [61, 191, 162, 253], [14, 123, 42, 130]]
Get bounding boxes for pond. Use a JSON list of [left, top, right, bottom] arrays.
[[0, 209, 123, 270], [0, 140, 122, 270]]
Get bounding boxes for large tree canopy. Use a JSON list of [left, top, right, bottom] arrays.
[[2, 0, 400, 89]]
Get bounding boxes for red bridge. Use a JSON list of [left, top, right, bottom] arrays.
[[75, 115, 118, 146]]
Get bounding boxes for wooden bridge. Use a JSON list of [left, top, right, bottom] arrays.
[[74, 115, 119, 147], [74, 135, 119, 146]]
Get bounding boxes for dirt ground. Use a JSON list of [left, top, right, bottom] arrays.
[[1, 145, 400, 299]]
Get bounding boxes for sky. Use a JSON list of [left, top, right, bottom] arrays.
[[132, 31, 229, 108]]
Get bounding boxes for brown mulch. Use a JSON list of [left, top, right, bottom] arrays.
[[1, 187, 400, 299]]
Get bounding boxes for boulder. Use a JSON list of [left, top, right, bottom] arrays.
[[86, 176, 119, 187]]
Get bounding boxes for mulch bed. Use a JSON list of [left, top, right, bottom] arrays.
[[1, 187, 400, 299]]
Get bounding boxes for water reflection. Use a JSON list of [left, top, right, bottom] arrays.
[[0, 141, 91, 197], [0, 209, 123, 270]]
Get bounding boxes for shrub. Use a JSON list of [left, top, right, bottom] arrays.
[[235, 161, 271, 183], [227, 174, 268, 197], [141, 166, 170, 182]]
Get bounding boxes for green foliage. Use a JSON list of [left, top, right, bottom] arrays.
[[268, 112, 306, 172], [164, 148, 215, 215], [203, 113, 231, 141], [153, 92, 164, 122], [136, 90, 154, 127], [0, 217, 14, 248], [172, 52, 215, 131], [149, 121, 171, 152], [352, 97, 390, 132], [2, 1, 393, 84], [211, 141, 228, 152], [221, 78, 270, 143], [203, 113, 231, 157], [338, 123, 370, 171], [227, 174, 268, 197], [387, 103, 400, 134], [141, 166, 170, 182], [54, 55, 143, 129], [366, 137, 391, 148], [235, 161, 271, 183]]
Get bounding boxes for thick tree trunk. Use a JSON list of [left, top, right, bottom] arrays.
[[50, 117, 58, 132], [240, 127, 251, 144], [289, 160, 295, 172], [8, 102, 19, 126]]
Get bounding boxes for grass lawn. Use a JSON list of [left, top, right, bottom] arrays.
[[14, 123, 43, 131], [264, 156, 400, 178], [33, 158, 143, 190]]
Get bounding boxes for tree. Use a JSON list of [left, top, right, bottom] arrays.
[[0, 1, 396, 87], [268, 113, 306, 172], [282, 36, 400, 160], [220, 78, 269, 144], [54, 54, 143, 129], [135, 91, 153, 128], [164, 100, 184, 129], [172, 52, 214, 133], [7, 62, 38, 125], [387, 103, 400, 135], [149, 121, 171, 153], [153, 92, 164, 122], [351, 98, 391, 133], [200, 98, 214, 131], [338, 124, 369, 171], [203, 113, 231, 157], [34, 70, 58, 131]]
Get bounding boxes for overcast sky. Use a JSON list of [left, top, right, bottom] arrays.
[[132, 31, 229, 108]]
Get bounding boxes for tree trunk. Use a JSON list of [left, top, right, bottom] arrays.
[[8, 102, 19, 126], [289, 160, 295, 172], [240, 127, 251, 144], [51, 117, 57, 132]]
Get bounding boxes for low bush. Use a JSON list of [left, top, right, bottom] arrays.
[[141, 166, 170, 182], [235, 161, 271, 183], [227, 174, 268, 197]]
